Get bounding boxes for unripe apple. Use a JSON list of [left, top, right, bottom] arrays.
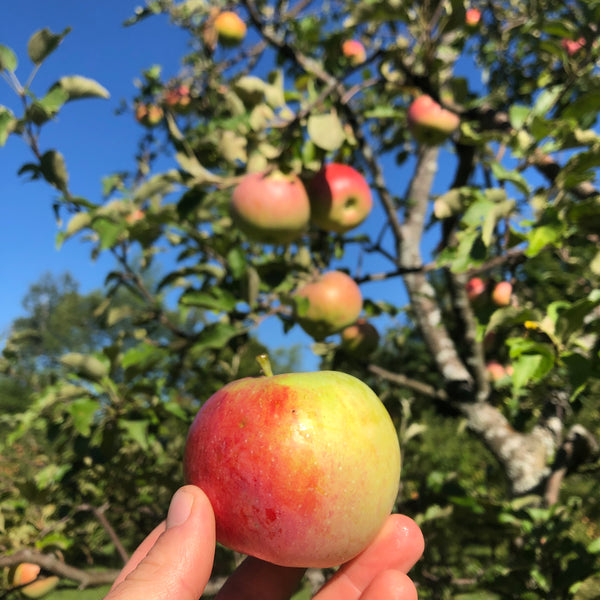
[[465, 8, 481, 28], [492, 281, 512, 306], [293, 270, 363, 340], [466, 276, 486, 301], [9, 563, 59, 599], [407, 95, 460, 146], [341, 318, 380, 357], [486, 360, 505, 382], [306, 164, 373, 234], [342, 39, 366, 65], [214, 11, 247, 46], [184, 365, 401, 568], [230, 171, 310, 244]]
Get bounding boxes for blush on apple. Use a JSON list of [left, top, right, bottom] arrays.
[[407, 95, 460, 146], [466, 276, 486, 301], [293, 270, 363, 340], [306, 164, 373, 234], [342, 39, 366, 65], [492, 281, 512, 307], [341, 318, 380, 357], [230, 171, 310, 244], [214, 11, 247, 46], [183, 361, 401, 568]]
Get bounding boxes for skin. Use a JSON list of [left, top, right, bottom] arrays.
[[105, 485, 424, 600], [231, 171, 311, 244], [184, 371, 400, 568], [294, 271, 363, 339], [307, 164, 373, 234], [407, 95, 460, 146]]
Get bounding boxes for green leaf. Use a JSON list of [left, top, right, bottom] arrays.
[[180, 288, 238, 312], [525, 222, 564, 257], [192, 322, 240, 353], [0, 44, 17, 72], [509, 104, 530, 129], [307, 112, 346, 151], [66, 399, 100, 436], [586, 537, 600, 554], [40, 149, 69, 191], [28, 27, 71, 65], [92, 216, 126, 249], [0, 107, 16, 146], [119, 419, 149, 450], [34, 463, 70, 488], [60, 352, 109, 381], [121, 343, 167, 371], [489, 161, 530, 194], [53, 75, 110, 100]]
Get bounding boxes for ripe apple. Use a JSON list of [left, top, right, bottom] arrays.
[[407, 95, 460, 146], [341, 318, 380, 357], [562, 37, 585, 56], [293, 270, 363, 340], [183, 363, 401, 568], [135, 102, 163, 127], [306, 164, 373, 234], [163, 84, 191, 112], [465, 8, 481, 28], [492, 281, 512, 306], [342, 39, 366, 65], [214, 11, 247, 46], [466, 276, 486, 301], [230, 171, 311, 244], [126, 208, 145, 224], [9, 563, 59, 599], [486, 360, 505, 382]]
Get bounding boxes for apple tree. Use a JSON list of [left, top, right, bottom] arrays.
[[1, 1, 600, 598]]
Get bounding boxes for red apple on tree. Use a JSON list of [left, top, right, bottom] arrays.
[[230, 171, 310, 244], [407, 95, 460, 146], [465, 8, 481, 28], [341, 318, 380, 357], [293, 270, 363, 340], [466, 276, 486, 301], [341, 39, 366, 65], [183, 357, 401, 568], [214, 11, 247, 46], [562, 37, 585, 56], [306, 163, 373, 234], [163, 84, 191, 112], [492, 281, 512, 306]]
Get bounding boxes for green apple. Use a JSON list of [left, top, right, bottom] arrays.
[[293, 270, 363, 340], [183, 362, 401, 568], [230, 171, 311, 244]]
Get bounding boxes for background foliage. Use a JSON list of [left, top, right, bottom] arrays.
[[1, 1, 600, 598]]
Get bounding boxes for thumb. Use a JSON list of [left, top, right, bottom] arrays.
[[106, 485, 216, 600]]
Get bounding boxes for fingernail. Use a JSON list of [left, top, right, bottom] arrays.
[[166, 488, 194, 529]]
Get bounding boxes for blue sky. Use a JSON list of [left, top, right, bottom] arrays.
[[0, 1, 464, 370]]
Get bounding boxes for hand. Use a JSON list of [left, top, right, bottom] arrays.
[[104, 485, 424, 600]]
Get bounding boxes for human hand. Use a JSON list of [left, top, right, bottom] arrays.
[[104, 485, 424, 600]]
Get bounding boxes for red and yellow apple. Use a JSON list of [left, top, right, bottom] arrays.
[[135, 102, 163, 127], [293, 270, 363, 340], [341, 318, 380, 357], [214, 11, 247, 46], [163, 84, 191, 112], [465, 8, 481, 28], [407, 95, 460, 146], [306, 164, 373, 234], [183, 365, 401, 568], [9, 563, 59, 598], [466, 276, 486, 301], [492, 281, 512, 307], [342, 39, 366, 65], [230, 171, 310, 244]]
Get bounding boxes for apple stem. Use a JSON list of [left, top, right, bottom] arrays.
[[256, 354, 274, 377]]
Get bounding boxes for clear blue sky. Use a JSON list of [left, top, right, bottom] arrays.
[[0, 1, 463, 370]]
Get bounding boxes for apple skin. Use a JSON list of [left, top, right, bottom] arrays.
[[465, 8, 481, 27], [214, 11, 247, 46], [230, 171, 311, 244], [466, 276, 486, 301], [294, 270, 363, 340], [183, 370, 401, 568], [306, 164, 373, 234], [492, 281, 512, 306], [341, 318, 380, 357], [342, 40, 366, 65], [407, 95, 460, 146]]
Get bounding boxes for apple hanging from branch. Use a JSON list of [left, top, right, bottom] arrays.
[[214, 11, 247, 46], [407, 95, 460, 146], [341, 39, 366, 65], [183, 356, 401, 568], [341, 318, 380, 357]]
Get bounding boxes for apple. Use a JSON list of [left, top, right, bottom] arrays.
[[183, 360, 401, 568], [562, 37, 585, 56], [341, 318, 380, 357], [342, 39, 366, 65], [465, 8, 481, 28], [407, 95, 460, 146], [9, 563, 59, 599], [306, 164, 373, 234], [230, 171, 311, 244], [293, 270, 363, 340], [163, 84, 191, 112], [492, 281, 512, 306], [135, 102, 163, 127], [486, 360, 505, 382], [466, 276, 486, 301], [214, 11, 247, 46], [126, 208, 145, 224]]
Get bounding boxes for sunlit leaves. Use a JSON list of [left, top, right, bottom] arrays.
[[0, 44, 17, 72], [27, 27, 71, 65], [53, 75, 110, 100]]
